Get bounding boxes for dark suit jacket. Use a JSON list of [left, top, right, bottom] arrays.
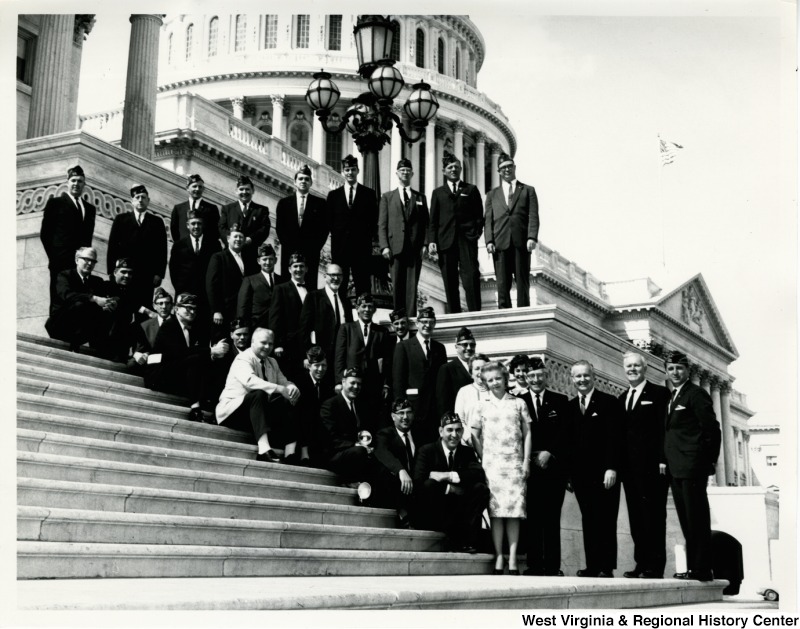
[[392, 336, 447, 443], [567, 389, 624, 479], [170, 199, 221, 244], [326, 183, 378, 263], [618, 381, 670, 478], [334, 320, 392, 387], [664, 381, 721, 479], [168, 234, 221, 298], [319, 393, 373, 457], [299, 288, 353, 356], [237, 271, 283, 327], [374, 426, 415, 476], [484, 181, 539, 250], [427, 181, 483, 251], [436, 357, 472, 419], [378, 187, 429, 256], [40, 193, 97, 271], [47, 269, 107, 317], [218, 200, 271, 246], [412, 441, 486, 492], [134, 316, 164, 353], [268, 280, 305, 353], [106, 212, 168, 280], [518, 389, 571, 476], [275, 193, 329, 265], [205, 249, 257, 321]]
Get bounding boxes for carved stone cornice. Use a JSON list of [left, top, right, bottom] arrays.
[[450, 120, 465, 134], [74, 15, 96, 44], [434, 125, 448, 140], [474, 131, 486, 144], [489, 143, 502, 155], [270, 94, 285, 106]]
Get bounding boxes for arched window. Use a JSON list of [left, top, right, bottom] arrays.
[[296, 15, 310, 49], [185, 24, 194, 61], [235, 15, 247, 52], [325, 129, 343, 168], [167, 33, 173, 64], [390, 20, 400, 62], [208, 17, 219, 57], [289, 120, 311, 155], [264, 15, 278, 49], [328, 15, 342, 51], [415, 29, 425, 68], [258, 111, 272, 135], [437, 38, 445, 74], [455, 48, 461, 79]]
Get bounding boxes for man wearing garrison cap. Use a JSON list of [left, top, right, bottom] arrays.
[[327, 154, 379, 295], [379, 158, 430, 316], [206, 222, 258, 327], [237, 242, 283, 328], [484, 152, 539, 309], [170, 173, 221, 246], [436, 326, 477, 419], [389, 307, 414, 345], [106, 184, 168, 316], [275, 165, 329, 289], [40, 165, 97, 304], [218, 174, 271, 268], [130, 288, 174, 372], [663, 351, 721, 582], [427, 152, 484, 313]]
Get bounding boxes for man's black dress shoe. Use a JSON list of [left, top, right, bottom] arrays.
[[256, 449, 281, 463], [597, 571, 614, 578], [187, 407, 205, 422], [688, 570, 714, 582], [623, 568, 643, 578], [523, 567, 544, 576], [544, 570, 565, 577], [460, 545, 478, 554], [576, 569, 599, 577], [638, 570, 663, 579], [493, 568, 504, 575]]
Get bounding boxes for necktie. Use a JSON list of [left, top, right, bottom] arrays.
[[194, 200, 200, 211], [136, 213, 143, 226], [447, 450, 455, 471], [363, 323, 369, 342], [298, 196, 306, 225], [507, 183, 514, 205], [403, 433, 413, 469], [314, 381, 320, 398], [349, 400, 359, 425], [424, 339, 430, 358], [627, 389, 636, 412], [194, 237, 200, 254], [266, 273, 272, 288], [297, 283, 306, 288], [402, 188, 410, 208], [579, 395, 586, 415], [260, 360, 267, 379], [334, 294, 341, 325], [182, 325, 190, 347], [348, 186, 354, 207], [533, 393, 540, 420], [76, 197, 85, 220], [669, 388, 678, 413], [451, 182, 457, 195], [242, 203, 249, 217]]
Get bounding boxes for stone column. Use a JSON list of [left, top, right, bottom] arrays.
[[434, 124, 448, 191], [475, 132, 486, 193], [271, 95, 285, 140], [451, 120, 464, 164], [424, 120, 436, 196], [67, 16, 96, 130], [410, 141, 420, 190], [120, 14, 164, 160], [231, 97, 245, 120], [710, 378, 726, 486], [311, 113, 325, 164], [720, 383, 736, 486], [744, 434, 751, 486], [28, 15, 77, 138], [490, 144, 501, 188]]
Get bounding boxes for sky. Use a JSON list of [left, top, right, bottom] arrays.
[[68, 2, 796, 430]]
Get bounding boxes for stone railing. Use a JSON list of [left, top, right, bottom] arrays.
[[533, 241, 608, 302], [79, 107, 124, 143]]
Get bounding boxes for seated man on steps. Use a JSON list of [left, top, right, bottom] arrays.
[[413, 412, 490, 552], [216, 327, 301, 463]]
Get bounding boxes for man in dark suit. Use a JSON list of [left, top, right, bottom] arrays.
[[170, 173, 221, 246], [145, 293, 229, 422], [106, 184, 168, 315], [568, 360, 624, 578], [275, 165, 329, 289], [663, 351, 721, 582], [169, 210, 221, 323], [334, 292, 392, 421], [379, 158, 429, 316], [295, 346, 336, 466], [373, 398, 419, 527], [129, 287, 173, 373], [436, 326, 476, 419], [484, 153, 539, 309], [392, 307, 447, 446], [413, 412, 490, 552], [618, 350, 671, 579], [207, 318, 252, 409], [427, 152, 484, 313], [518, 357, 570, 577], [299, 263, 352, 360], [237, 243, 282, 328], [206, 224, 258, 329], [327, 155, 378, 295], [268, 252, 309, 382], [40, 165, 97, 304], [389, 308, 415, 345], [218, 174, 271, 268], [101, 258, 141, 362]]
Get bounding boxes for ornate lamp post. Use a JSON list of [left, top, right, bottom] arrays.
[[305, 15, 439, 196]]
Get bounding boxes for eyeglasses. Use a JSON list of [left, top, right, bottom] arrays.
[[457, 342, 476, 349], [77, 257, 97, 264], [327, 273, 343, 279]]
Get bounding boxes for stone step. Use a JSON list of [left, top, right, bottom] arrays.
[[17, 336, 130, 374], [16, 575, 727, 610], [18, 362, 187, 406], [17, 394, 251, 445], [18, 376, 189, 420], [17, 347, 144, 388], [18, 410, 258, 460], [18, 428, 340, 486], [17, 541, 491, 579], [18, 451, 351, 505], [18, 506, 444, 552], [18, 478, 397, 529]]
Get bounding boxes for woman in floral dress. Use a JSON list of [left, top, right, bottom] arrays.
[[471, 361, 532, 574]]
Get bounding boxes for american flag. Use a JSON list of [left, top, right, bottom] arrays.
[[659, 137, 684, 166]]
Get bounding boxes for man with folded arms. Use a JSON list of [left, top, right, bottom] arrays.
[[373, 398, 418, 527], [216, 327, 301, 463]]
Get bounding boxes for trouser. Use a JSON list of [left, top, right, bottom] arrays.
[[221, 390, 298, 447], [415, 480, 490, 549], [670, 475, 712, 573], [525, 469, 567, 574], [437, 236, 480, 313], [492, 246, 531, 308], [623, 471, 669, 575], [573, 475, 621, 572], [390, 250, 423, 317]]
